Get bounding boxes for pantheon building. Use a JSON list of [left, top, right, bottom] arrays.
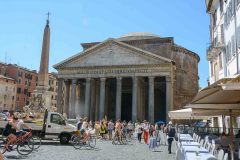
[[54, 32, 199, 123]]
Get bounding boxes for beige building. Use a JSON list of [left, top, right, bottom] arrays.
[[48, 72, 58, 111], [54, 33, 199, 122], [0, 75, 17, 111]]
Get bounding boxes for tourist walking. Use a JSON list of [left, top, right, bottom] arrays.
[[94, 121, 100, 138], [167, 124, 176, 154], [136, 122, 143, 143], [127, 120, 134, 138], [143, 120, 149, 144], [100, 120, 107, 140], [108, 120, 114, 140], [149, 125, 158, 151]]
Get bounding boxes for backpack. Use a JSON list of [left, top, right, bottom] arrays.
[[3, 123, 14, 137], [168, 128, 176, 138], [77, 122, 82, 130]]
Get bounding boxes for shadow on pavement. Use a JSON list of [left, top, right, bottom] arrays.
[[75, 147, 101, 151], [5, 155, 28, 159], [152, 150, 163, 152]]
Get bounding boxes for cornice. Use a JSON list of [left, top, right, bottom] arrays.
[[172, 45, 200, 62], [58, 63, 172, 71]]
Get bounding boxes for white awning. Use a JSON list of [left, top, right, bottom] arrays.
[[168, 108, 210, 120]]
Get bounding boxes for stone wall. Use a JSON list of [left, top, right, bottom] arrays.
[[121, 39, 199, 110]]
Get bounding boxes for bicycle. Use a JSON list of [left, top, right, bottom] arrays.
[[71, 132, 96, 149], [0, 131, 41, 151], [112, 130, 127, 145], [2, 130, 34, 155]]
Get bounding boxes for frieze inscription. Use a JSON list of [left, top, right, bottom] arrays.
[[75, 68, 149, 74]]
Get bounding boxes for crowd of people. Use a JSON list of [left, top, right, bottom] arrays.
[[75, 117, 176, 153]]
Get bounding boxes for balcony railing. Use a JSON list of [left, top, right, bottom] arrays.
[[206, 36, 225, 60]]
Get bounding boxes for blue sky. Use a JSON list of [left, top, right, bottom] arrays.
[[0, 0, 209, 87]]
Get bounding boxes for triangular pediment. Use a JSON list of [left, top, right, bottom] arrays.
[[54, 39, 172, 69]]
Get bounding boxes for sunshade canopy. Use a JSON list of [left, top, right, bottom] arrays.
[[186, 75, 240, 116], [168, 108, 211, 120]]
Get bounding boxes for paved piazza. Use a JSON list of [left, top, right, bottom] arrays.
[[3, 139, 177, 160]]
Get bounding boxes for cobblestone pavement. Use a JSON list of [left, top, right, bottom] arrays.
[[3, 139, 177, 160]]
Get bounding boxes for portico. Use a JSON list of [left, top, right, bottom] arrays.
[[54, 39, 174, 122]]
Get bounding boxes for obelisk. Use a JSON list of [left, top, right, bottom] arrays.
[[30, 13, 52, 113], [37, 13, 50, 90]]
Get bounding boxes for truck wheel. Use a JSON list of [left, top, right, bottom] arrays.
[[60, 134, 70, 144]]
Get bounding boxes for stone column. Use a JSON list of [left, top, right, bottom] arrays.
[[84, 78, 91, 118], [64, 80, 70, 118], [79, 82, 85, 117], [69, 79, 77, 118], [99, 78, 106, 120], [166, 76, 173, 123], [75, 81, 80, 117], [132, 77, 138, 122], [56, 78, 63, 113], [95, 80, 100, 120], [148, 76, 155, 123], [116, 77, 122, 120], [90, 79, 96, 121]]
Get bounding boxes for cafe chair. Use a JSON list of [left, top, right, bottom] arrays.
[[200, 139, 204, 147], [217, 149, 224, 160], [223, 153, 228, 160]]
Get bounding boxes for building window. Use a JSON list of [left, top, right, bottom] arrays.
[[219, 53, 223, 69], [18, 72, 22, 77], [221, 24, 225, 44], [210, 61, 214, 76], [231, 35, 236, 56], [24, 89, 28, 95], [237, 0, 240, 7], [12, 96, 14, 101], [18, 79, 21, 84], [213, 10, 217, 28], [220, 0, 223, 13], [5, 86, 8, 91], [226, 41, 232, 61], [17, 88, 21, 94], [25, 81, 28, 85], [29, 82, 31, 86]]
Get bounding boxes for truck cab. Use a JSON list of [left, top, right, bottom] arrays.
[[43, 111, 77, 144]]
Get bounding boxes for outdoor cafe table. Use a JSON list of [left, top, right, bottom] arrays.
[[181, 146, 209, 153], [179, 136, 194, 142], [185, 152, 217, 160], [179, 134, 192, 138], [179, 134, 194, 142], [181, 146, 216, 160], [181, 141, 200, 147]]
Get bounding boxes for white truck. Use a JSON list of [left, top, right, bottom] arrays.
[[0, 110, 77, 144]]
